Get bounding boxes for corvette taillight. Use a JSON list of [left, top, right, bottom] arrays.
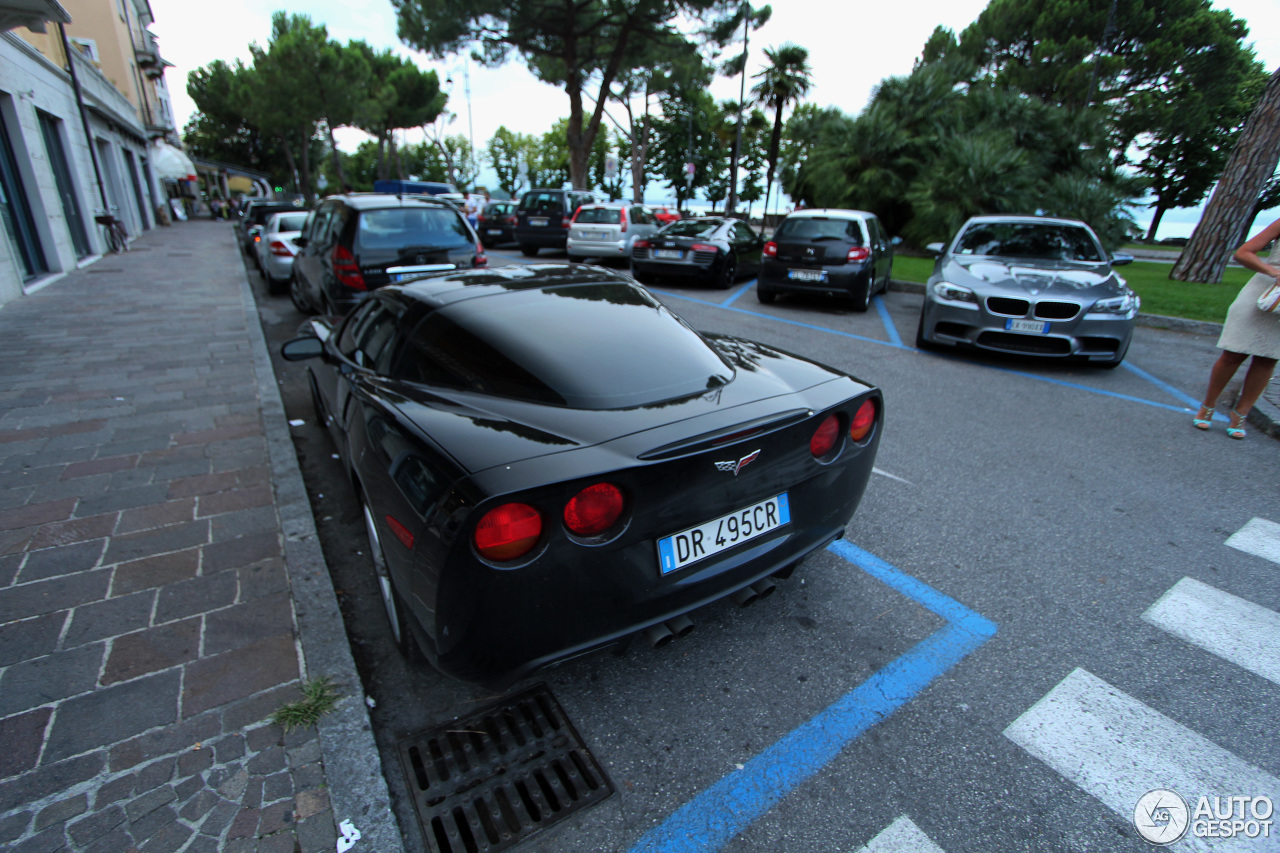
[[763, 241, 777, 259], [810, 413, 840, 458], [564, 483, 624, 536], [474, 503, 542, 561], [850, 399, 876, 443], [847, 246, 871, 263]]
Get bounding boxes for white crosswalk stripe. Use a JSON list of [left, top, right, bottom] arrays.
[[853, 816, 946, 853], [1004, 669, 1280, 852], [1143, 577, 1280, 686], [1225, 518, 1280, 565]]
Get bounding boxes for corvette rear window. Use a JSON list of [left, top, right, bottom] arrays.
[[392, 282, 733, 409]]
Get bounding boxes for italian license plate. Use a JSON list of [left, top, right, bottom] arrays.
[[529, 217, 548, 227], [654, 249, 683, 260], [487, 228, 503, 235], [1005, 318, 1049, 334], [657, 493, 790, 574], [788, 269, 827, 282]]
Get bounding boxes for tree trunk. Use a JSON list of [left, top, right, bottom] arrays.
[[1171, 68, 1280, 283], [375, 132, 389, 181], [325, 121, 348, 189], [1145, 205, 1166, 241], [278, 134, 299, 198], [298, 125, 314, 204]]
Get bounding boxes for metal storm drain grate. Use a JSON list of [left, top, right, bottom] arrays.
[[397, 683, 614, 853]]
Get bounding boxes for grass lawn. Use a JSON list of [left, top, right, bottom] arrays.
[[891, 255, 1250, 324]]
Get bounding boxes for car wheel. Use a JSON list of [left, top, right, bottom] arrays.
[[851, 281, 872, 312], [289, 272, 312, 314], [266, 272, 288, 296], [520, 245, 539, 257], [757, 286, 776, 304], [629, 264, 649, 284], [915, 310, 937, 350], [717, 256, 737, 289], [361, 500, 425, 663]]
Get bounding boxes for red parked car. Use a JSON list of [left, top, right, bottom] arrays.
[[654, 206, 682, 225]]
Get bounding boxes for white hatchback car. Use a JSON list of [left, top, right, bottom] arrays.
[[567, 203, 662, 262]]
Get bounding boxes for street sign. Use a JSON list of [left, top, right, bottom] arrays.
[[605, 156, 618, 179]]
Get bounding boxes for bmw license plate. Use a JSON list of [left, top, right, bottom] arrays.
[[1005, 318, 1049, 334], [788, 269, 827, 282], [529, 217, 548, 227], [654, 249, 683, 260], [657, 493, 790, 575]]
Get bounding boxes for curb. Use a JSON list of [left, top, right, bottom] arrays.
[[887, 278, 1279, 439], [238, 271, 407, 852]]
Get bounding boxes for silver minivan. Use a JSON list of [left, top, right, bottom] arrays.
[[567, 203, 661, 262]]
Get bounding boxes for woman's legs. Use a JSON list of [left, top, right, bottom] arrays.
[[1201, 350, 1249, 411], [1234, 355, 1278, 416]]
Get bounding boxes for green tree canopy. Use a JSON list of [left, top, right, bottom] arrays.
[[393, 0, 740, 188]]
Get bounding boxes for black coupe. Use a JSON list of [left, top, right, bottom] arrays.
[[282, 264, 883, 682]]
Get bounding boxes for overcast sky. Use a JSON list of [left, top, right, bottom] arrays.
[[148, 0, 1280, 231]]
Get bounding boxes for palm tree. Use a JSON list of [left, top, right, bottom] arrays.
[[751, 43, 811, 224]]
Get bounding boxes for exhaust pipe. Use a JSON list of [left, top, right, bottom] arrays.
[[666, 614, 694, 639], [731, 586, 759, 607], [645, 622, 675, 648], [750, 578, 776, 599]]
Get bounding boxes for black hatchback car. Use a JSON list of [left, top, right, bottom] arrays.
[[757, 209, 894, 311], [515, 188, 599, 256], [280, 264, 883, 682], [290, 193, 484, 316], [477, 200, 517, 247]]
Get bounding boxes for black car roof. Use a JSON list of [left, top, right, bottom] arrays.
[[391, 264, 623, 306]]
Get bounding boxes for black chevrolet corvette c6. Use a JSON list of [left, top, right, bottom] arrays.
[[281, 263, 883, 683]]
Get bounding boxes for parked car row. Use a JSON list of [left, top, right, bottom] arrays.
[[241, 187, 1137, 371]]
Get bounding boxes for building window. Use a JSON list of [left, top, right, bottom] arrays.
[[0, 109, 48, 279]]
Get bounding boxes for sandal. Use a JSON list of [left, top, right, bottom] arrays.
[[1193, 404, 1214, 430], [1227, 408, 1247, 440]]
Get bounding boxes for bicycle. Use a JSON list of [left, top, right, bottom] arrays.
[[94, 207, 129, 254]]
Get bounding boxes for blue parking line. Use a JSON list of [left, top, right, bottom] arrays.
[[628, 541, 997, 853], [1122, 361, 1227, 421], [873, 294, 903, 348], [652, 289, 897, 348], [652, 288, 1205, 418], [720, 280, 755, 307]]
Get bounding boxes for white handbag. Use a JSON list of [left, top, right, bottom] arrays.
[[1258, 279, 1280, 313]]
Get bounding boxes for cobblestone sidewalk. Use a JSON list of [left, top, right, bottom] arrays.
[[0, 220, 399, 852]]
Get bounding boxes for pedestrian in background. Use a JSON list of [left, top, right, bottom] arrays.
[[1193, 216, 1280, 439]]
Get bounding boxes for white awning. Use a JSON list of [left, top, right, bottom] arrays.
[[151, 142, 196, 181], [0, 0, 70, 33]]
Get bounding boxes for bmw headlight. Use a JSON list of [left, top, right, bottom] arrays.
[[1089, 292, 1139, 315], [932, 281, 978, 305]]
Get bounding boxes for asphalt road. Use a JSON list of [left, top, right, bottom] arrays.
[[248, 245, 1280, 853]]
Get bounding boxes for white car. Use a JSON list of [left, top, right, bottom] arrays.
[[254, 210, 311, 294], [567, 203, 662, 262]]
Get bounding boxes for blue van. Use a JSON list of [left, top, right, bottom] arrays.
[[372, 179, 460, 196]]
